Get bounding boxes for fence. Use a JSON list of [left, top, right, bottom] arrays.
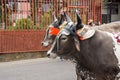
[[0, 30, 49, 53], [0, 0, 102, 53], [0, 0, 102, 30]]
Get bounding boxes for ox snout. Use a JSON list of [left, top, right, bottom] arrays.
[[47, 54, 50, 57], [47, 50, 57, 58], [41, 41, 49, 47]]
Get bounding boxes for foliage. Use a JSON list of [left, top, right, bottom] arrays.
[[0, 6, 2, 22], [103, 0, 109, 2], [15, 18, 34, 29], [40, 10, 52, 29]]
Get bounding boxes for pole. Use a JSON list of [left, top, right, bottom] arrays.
[[109, 0, 112, 22]]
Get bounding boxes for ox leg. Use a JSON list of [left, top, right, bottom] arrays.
[[76, 64, 97, 80], [76, 64, 86, 80], [115, 72, 120, 80], [76, 70, 83, 80], [76, 75, 82, 80]]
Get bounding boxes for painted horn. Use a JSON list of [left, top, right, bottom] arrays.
[[75, 9, 83, 29], [58, 14, 64, 25], [76, 9, 82, 24], [64, 12, 72, 23], [53, 13, 58, 22]]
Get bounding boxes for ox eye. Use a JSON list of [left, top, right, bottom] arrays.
[[61, 35, 67, 40], [61, 37, 66, 40]]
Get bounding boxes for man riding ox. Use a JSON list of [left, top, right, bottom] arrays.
[[47, 10, 120, 80]]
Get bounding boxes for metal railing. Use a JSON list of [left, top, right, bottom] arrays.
[[0, 0, 102, 53], [0, 0, 102, 30]]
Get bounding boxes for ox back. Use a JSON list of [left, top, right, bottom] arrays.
[[94, 21, 120, 33]]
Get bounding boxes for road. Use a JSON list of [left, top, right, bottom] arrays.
[[0, 58, 77, 80]]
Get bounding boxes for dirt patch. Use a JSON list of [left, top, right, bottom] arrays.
[[0, 51, 47, 62]]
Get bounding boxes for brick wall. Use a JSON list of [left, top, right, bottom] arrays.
[[0, 30, 49, 53]]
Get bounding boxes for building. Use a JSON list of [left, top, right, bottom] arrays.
[[102, 0, 120, 23]]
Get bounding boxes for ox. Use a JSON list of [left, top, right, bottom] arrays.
[[47, 12, 120, 80]]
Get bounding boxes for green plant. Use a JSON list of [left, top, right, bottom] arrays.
[[40, 10, 52, 29], [15, 18, 34, 29], [0, 6, 2, 23]]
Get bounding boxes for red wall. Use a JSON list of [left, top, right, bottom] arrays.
[[0, 30, 49, 53]]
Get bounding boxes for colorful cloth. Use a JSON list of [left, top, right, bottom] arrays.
[[77, 27, 95, 40], [114, 33, 120, 44]]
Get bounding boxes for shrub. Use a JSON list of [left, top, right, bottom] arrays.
[[40, 10, 52, 29], [15, 18, 34, 29]]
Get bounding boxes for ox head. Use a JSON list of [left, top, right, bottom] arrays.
[[41, 14, 64, 47], [47, 11, 83, 58], [41, 12, 73, 47]]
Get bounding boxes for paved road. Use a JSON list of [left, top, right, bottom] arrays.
[[0, 58, 76, 80]]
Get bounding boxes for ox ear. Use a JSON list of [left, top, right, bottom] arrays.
[[75, 9, 83, 30], [74, 37, 80, 51]]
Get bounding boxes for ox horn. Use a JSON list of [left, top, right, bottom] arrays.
[[58, 14, 64, 25], [64, 12, 72, 23], [75, 9, 83, 30], [53, 12, 58, 22]]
